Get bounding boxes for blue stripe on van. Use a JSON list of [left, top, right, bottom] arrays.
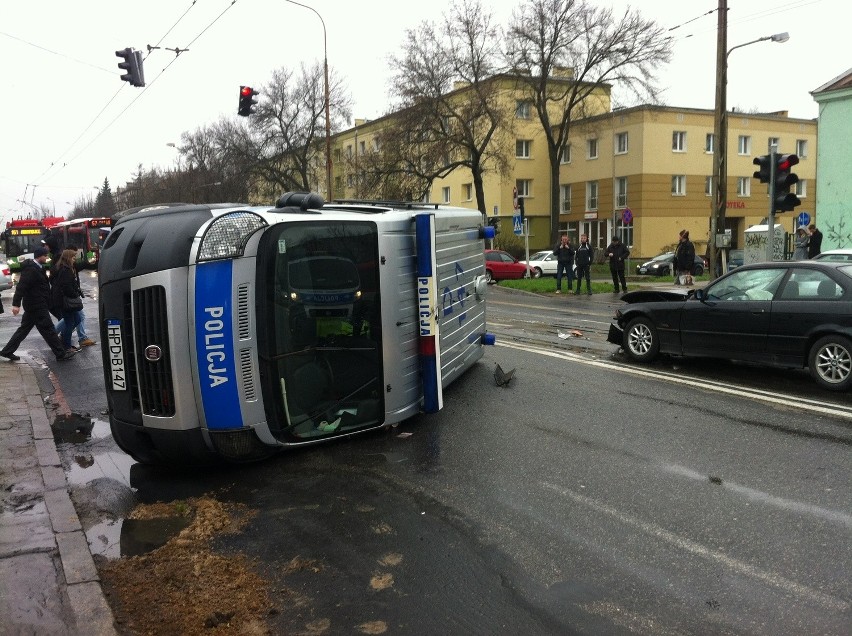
[[194, 260, 242, 430]]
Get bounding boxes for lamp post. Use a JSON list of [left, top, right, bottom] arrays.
[[710, 0, 789, 274], [284, 0, 333, 199]]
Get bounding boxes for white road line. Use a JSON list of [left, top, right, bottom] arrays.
[[496, 341, 852, 420], [662, 463, 852, 528], [542, 482, 850, 612]]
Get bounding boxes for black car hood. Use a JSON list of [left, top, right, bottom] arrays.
[[620, 288, 693, 304]]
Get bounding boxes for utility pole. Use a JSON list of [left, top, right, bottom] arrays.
[[710, 0, 728, 277]]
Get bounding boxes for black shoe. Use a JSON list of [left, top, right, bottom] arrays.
[[1, 352, 20, 361], [57, 350, 76, 361], [622, 287, 628, 293]]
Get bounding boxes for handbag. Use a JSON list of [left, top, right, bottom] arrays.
[[63, 295, 83, 312]]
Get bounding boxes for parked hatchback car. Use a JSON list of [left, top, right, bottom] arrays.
[[0, 260, 12, 292], [522, 250, 559, 277], [608, 261, 852, 391], [484, 249, 537, 282], [636, 252, 705, 276], [813, 249, 852, 262]]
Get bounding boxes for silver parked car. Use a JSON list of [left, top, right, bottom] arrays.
[[0, 260, 13, 292]]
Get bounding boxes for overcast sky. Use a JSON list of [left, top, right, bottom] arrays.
[[0, 0, 843, 223]]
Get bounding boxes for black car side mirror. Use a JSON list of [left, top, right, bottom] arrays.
[[692, 288, 706, 301]]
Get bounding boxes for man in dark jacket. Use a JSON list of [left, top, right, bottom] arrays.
[[574, 234, 594, 295], [807, 224, 823, 259], [553, 235, 575, 293], [674, 229, 696, 285], [605, 236, 630, 294], [0, 247, 75, 362]]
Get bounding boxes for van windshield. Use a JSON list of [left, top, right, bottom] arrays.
[[258, 221, 384, 441]]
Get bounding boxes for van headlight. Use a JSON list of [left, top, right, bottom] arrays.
[[197, 212, 267, 262]]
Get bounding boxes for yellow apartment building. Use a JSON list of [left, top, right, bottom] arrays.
[[329, 81, 816, 260], [556, 105, 817, 258]]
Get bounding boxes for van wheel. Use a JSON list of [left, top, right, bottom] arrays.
[[624, 317, 659, 363], [809, 335, 852, 391]]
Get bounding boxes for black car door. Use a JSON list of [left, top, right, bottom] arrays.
[[679, 268, 786, 360]]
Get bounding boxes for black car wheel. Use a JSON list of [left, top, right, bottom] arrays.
[[808, 335, 852, 391], [532, 267, 543, 278], [692, 264, 704, 276], [624, 316, 660, 363]]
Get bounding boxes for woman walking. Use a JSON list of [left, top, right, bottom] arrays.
[[51, 249, 84, 353]]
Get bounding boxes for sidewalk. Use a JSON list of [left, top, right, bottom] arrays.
[[0, 358, 116, 635]]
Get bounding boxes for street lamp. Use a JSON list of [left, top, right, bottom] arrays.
[[710, 0, 789, 274], [284, 0, 333, 199]]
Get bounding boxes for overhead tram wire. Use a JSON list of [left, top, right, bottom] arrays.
[[29, 0, 240, 189]]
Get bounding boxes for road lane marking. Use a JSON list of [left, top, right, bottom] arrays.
[[662, 463, 852, 528], [542, 482, 850, 612], [496, 341, 852, 421]]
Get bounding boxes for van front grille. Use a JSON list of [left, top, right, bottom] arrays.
[[132, 286, 176, 416]]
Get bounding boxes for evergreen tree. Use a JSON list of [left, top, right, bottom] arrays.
[[94, 177, 117, 218]]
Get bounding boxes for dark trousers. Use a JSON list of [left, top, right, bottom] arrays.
[[610, 268, 627, 291], [1, 308, 66, 359], [575, 264, 591, 292], [556, 262, 574, 290]]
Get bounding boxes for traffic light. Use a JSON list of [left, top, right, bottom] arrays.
[[752, 154, 771, 184], [115, 48, 145, 87], [238, 86, 259, 116], [773, 153, 800, 212]]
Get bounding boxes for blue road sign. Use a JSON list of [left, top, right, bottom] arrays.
[[513, 214, 522, 235], [797, 211, 811, 228]]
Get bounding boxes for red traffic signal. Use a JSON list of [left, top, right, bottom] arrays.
[[238, 85, 259, 116], [774, 153, 800, 212]]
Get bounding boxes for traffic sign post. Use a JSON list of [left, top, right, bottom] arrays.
[[513, 214, 522, 236], [797, 211, 811, 228]]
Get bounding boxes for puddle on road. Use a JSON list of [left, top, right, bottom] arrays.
[[51, 412, 192, 560]]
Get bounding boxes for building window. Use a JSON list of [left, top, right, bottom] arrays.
[[560, 144, 572, 164], [795, 180, 807, 198], [463, 183, 473, 201], [615, 177, 628, 208], [516, 139, 532, 158], [796, 139, 808, 157], [515, 100, 531, 119], [586, 181, 598, 211], [671, 175, 686, 196], [442, 187, 450, 203], [705, 176, 713, 196], [615, 132, 628, 154], [346, 174, 354, 188], [372, 138, 381, 152], [346, 145, 353, 158], [737, 177, 751, 197], [672, 131, 686, 152], [738, 135, 751, 155], [767, 137, 779, 151], [560, 184, 571, 213], [587, 138, 598, 159], [516, 179, 531, 198], [359, 140, 366, 155], [705, 133, 715, 153]]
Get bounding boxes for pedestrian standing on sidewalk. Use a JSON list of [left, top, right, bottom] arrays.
[[574, 234, 594, 295], [674, 229, 696, 285], [793, 227, 809, 261], [807, 224, 823, 259], [553, 235, 575, 294], [0, 247, 76, 362], [605, 236, 629, 294]]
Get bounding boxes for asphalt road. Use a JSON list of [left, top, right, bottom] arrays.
[[8, 276, 850, 635]]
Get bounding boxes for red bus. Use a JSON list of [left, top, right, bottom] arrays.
[[48, 217, 112, 268]]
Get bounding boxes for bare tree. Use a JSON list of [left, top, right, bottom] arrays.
[[506, 0, 672, 244], [387, 0, 512, 214], [249, 63, 352, 198]]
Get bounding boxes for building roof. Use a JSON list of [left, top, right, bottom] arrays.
[[811, 67, 852, 95]]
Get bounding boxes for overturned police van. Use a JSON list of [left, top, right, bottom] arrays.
[[98, 192, 495, 464]]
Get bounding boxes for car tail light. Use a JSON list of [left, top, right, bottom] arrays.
[[1, 267, 9, 276]]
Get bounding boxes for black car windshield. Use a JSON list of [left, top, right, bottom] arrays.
[[706, 268, 786, 301]]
